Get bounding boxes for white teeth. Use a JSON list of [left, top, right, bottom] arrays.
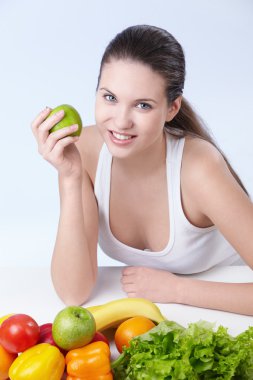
[[112, 132, 132, 140]]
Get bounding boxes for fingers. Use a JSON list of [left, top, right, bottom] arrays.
[[31, 106, 79, 163], [42, 135, 79, 163], [127, 292, 137, 298], [43, 124, 79, 154], [122, 282, 136, 297], [31, 107, 51, 137], [121, 267, 137, 296], [121, 273, 135, 285], [30, 107, 81, 176], [121, 266, 136, 276], [37, 109, 65, 145], [52, 135, 79, 157], [31, 107, 65, 145]]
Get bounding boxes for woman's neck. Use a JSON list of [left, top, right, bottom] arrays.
[[112, 130, 167, 178]]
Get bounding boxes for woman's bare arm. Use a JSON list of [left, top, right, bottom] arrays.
[[122, 139, 253, 315], [51, 169, 99, 306], [178, 139, 253, 314], [31, 109, 99, 306]]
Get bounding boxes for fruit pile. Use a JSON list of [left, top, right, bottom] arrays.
[[0, 298, 165, 380]]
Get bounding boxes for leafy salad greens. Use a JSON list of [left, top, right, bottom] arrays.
[[111, 320, 253, 379]]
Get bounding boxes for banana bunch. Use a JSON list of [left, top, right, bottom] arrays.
[[86, 298, 166, 331]]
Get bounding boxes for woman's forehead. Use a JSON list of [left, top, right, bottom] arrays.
[[99, 59, 167, 98]]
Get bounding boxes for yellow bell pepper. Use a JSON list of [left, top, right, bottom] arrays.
[[65, 341, 113, 380], [8, 343, 65, 380], [0, 314, 14, 326]]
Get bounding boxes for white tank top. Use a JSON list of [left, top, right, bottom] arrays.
[[94, 132, 243, 274]]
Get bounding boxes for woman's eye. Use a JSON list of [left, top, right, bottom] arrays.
[[104, 94, 116, 102], [136, 102, 151, 110]]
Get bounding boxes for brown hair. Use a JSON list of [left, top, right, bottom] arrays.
[[97, 24, 248, 195]]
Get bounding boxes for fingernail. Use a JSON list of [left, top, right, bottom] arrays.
[[70, 124, 78, 131], [56, 110, 64, 116]]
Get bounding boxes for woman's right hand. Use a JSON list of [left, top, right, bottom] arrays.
[[31, 107, 82, 179]]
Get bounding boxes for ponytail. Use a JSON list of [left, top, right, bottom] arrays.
[[166, 97, 249, 196]]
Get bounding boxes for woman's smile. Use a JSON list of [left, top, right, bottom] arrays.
[[109, 130, 137, 145]]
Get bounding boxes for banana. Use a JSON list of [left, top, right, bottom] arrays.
[[86, 297, 166, 331]]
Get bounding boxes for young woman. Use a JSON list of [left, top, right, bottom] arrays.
[[31, 25, 253, 315]]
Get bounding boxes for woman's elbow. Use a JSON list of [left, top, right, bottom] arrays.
[[58, 284, 96, 306]]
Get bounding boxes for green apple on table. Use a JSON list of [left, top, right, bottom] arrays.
[[52, 306, 96, 351], [48, 104, 82, 136]]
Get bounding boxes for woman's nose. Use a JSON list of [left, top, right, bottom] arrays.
[[113, 107, 133, 130]]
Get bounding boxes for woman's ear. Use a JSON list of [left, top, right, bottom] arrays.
[[166, 96, 182, 122]]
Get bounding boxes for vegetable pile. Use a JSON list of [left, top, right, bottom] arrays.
[[111, 320, 253, 379], [0, 310, 112, 380], [1, 299, 253, 380]]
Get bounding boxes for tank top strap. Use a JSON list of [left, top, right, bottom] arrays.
[[165, 132, 185, 194], [166, 132, 185, 164]]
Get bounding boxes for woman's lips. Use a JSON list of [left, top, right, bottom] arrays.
[[108, 130, 137, 145]]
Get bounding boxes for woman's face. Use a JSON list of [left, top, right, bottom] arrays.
[[95, 59, 174, 159]]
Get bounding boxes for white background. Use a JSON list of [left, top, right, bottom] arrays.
[[0, 0, 252, 267]]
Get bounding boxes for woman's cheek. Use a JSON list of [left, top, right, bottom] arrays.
[[95, 102, 111, 126]]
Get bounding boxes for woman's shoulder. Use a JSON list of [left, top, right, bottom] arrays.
[[183, 135, 226, 173], [181, 135, 232, 224], [182, 135, 230, 196], [76, 125, 104, 184]]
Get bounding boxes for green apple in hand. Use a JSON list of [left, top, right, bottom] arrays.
[[52, 306, 96, 351], [48, 104, 82, 136]]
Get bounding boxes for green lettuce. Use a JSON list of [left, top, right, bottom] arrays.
[[111, 320, 253, 379]]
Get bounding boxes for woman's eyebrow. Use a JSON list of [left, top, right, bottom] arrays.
[[99, 87, 158, 104], [99, 87, 116, 96]]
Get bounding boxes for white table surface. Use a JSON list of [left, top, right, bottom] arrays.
[[1, 266, 253, 339]]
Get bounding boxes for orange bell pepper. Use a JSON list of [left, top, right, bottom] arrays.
[[65, 341, 113, 380], [0, 344, 17, 380]]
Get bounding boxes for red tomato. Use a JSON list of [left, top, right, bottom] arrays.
[[90, 331, 109, 346], [0, 314, 39, 353]]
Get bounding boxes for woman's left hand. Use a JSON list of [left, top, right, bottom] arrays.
[[121, 266, 180, 303]]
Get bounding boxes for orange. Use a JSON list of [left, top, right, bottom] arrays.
[[0, 345, 17, 380], [114, 316, 155, 353]]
